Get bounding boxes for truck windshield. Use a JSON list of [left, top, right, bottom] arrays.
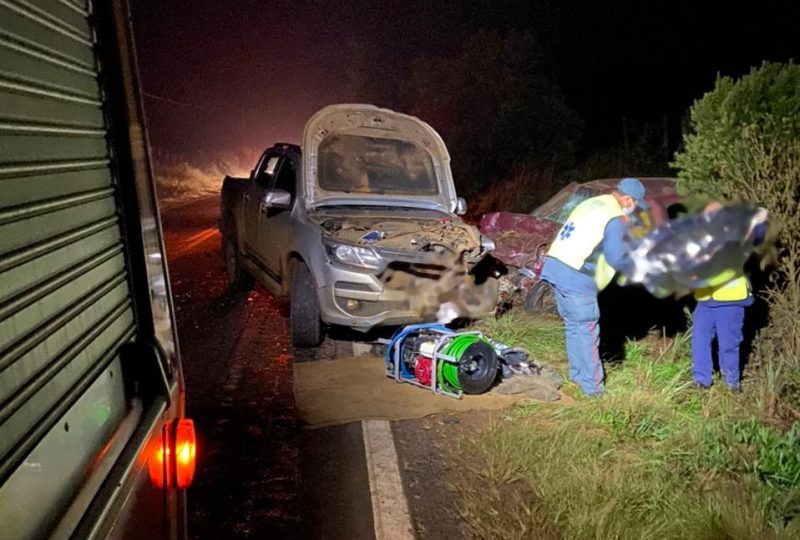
[[318, 134, 439, 195]]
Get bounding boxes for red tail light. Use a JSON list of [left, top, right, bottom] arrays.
[[174, 419, 197, 488], [149, 419, 197, 489]]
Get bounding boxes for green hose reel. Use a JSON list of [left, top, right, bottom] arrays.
[[438, 334, 484, 392]]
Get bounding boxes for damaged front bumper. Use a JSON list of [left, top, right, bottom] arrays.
[[318, 252, 499, 329]]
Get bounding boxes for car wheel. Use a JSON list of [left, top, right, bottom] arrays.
[[290, 262, 323, 348], [524, 281, 557, 315], [457, 341, 499, 394], [223, 234, 253, 291]]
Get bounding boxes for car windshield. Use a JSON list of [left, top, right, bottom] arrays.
[[318, 134, 439, 196], [532, 185, 596, 225]]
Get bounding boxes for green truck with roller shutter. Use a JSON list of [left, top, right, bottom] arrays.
[[0, 1, 192, 538]]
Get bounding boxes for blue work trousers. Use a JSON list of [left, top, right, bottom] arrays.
[[552, 285, 604, 395], [691, 302, 745, 389]]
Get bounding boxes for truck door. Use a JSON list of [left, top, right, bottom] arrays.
[[259, 156, 297, 278], [243, 153, 278, 263]]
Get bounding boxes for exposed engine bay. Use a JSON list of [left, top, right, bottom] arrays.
[[319, 216, 483, 257], [319, 214, 499, 323]]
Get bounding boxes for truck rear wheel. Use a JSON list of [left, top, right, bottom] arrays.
[[290, 262, 323, 348], [223, 234, 253, 291]]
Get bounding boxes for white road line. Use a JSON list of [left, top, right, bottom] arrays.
[[362, 420, 415, 540]]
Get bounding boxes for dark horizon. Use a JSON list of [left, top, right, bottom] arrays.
[[132, 0, 799, 164]]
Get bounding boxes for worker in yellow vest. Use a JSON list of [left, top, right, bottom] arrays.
[[540, 178, 646, 396], [691, 201, 762, 392]]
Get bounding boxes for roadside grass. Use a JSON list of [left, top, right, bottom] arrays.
[[474, 311, 567, 368], [454, 311, 800, 539]]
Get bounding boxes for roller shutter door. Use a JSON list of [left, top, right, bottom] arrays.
[[0, 0, 135, 507]]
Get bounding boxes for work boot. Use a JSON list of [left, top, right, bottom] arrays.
[[690, 381, 711, 390]]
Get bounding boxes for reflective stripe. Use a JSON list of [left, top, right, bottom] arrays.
[[547, 194, 623, 291], [695, 275, 750, 302]]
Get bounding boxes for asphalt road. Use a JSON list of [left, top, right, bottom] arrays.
[[161, 196, 469, 539], [163, 196, 298, 537], [162, 196, 381, 539]]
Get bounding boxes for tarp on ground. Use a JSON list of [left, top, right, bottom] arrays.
[[294, 354, 536, 427]]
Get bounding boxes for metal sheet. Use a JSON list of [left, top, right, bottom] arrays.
[[0, 359, 128, 540]]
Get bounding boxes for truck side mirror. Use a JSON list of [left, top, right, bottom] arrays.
[[456, 197, 467, 215], [262, 189, 291, 210]]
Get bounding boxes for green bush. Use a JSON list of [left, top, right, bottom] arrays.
[[672, 62, 800, 422], [673, 62, 800, 199]]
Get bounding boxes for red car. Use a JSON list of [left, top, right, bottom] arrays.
[[480, 177, 680, 312]]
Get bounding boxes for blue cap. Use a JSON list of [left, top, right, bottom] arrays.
[[618, 177, 648, 209]]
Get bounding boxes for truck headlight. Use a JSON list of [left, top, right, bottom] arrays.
[[325, 241, 383, 271]]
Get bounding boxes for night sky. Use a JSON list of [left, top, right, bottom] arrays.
[[131, 0, 799, 163]]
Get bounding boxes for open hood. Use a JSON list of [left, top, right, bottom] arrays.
[[302, 104, 458, 213]]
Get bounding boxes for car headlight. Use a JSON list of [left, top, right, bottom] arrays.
[[324, 241, 384, 271]]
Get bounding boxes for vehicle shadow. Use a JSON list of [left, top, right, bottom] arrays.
[[291, 323, 397, 362]]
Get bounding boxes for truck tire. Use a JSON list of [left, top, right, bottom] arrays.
[[290, 262, 323, 348], [524, 281, 557, 315], [223, 233, 253, 291]]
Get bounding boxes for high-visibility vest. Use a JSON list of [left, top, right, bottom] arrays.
[[593, 254, 617, 291], [694, 272, 751, 302], [547, 194, 624, 291]]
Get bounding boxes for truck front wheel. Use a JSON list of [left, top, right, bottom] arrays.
[[290, 262, 323, 348]]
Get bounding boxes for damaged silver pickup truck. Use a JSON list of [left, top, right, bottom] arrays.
[[220, 104, 499, 347]]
